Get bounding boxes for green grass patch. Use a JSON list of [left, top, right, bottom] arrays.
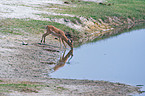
[[1, 0, 145, 42], [56, 86, 68, 90], [0, 82, 69, 93], [49, 0, 145, 20], [0, 18, 80, 39], [40, 14, 82, 24], [0, 83, 45, 93]]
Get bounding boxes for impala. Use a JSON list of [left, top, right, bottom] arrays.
[[41, 25, 73, 49]]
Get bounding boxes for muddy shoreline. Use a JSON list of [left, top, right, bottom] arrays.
[[73, 18, 145, 47], [0, 17, 145, 96], [0, 77, 142, 96], [0, 23, 144, 96]]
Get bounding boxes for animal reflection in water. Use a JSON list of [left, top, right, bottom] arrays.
[[50, 49, 73, 73]]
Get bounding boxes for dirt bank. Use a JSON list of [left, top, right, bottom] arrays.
[[0, 32, 61, 79], [0, 29, 143, 96], [0, 78, 142, 96]]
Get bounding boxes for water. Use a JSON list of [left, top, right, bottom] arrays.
[[50, 26, 145, 95]]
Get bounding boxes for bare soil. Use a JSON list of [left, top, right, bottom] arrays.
[[0, 31, 142, 96]]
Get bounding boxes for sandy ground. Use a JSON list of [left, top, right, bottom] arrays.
[[0, 77, 141, 96], [0, 0, 143, 96], [0, 0, 107, 32], [0, 0, 63, 19], [0, 32, 142, 96]]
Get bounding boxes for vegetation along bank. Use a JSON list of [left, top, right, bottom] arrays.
[[1, 0, 145, 47]]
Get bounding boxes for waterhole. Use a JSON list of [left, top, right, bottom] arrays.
[[50, 24, 145, 95]]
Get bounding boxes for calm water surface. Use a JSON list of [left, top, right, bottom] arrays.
[[50, 27, 145, 95]]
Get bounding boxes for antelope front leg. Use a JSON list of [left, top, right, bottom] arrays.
[[62, 39, 66, 49], [59, 38, 62, 50]]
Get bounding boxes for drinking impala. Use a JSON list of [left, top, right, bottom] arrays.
[[41, 25, 73, 49]]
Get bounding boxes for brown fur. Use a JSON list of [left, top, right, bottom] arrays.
[[41, 25, 73, 49]]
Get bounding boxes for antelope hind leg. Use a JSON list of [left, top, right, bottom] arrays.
[[41, 33, 50, 43]]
